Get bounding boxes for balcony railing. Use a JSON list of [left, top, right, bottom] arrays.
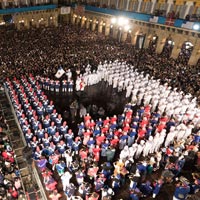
[[73, 4, 200, 33]]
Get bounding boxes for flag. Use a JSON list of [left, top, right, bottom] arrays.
[[165, 17, 175, 26], [60, 7, 71, 15], [55, 67, 65, 79], [74, 5, 85, 16]]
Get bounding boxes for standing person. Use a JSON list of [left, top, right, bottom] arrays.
[[49, 189, 62, 200], [61, 171, 72, 191], [135, 140, 145, 159], [68, 79, 74, 92], [106, 146, 116, 162], [70, 99, 79, 122], [80, 104, 87, 118], [152, 179, 163, 198], [55, 80, 60, 92], [62, 79, 68, 92], [64, 149, 73, 168]]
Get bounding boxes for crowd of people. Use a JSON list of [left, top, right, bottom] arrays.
[[0, 24, 200, 104], [0, 22, 200, 200], [3, 60, 200, 200], [0, 104, 25, 199]]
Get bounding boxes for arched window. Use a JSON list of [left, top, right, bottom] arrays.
[[177, 42, 194, 65], [135, 33, 146, 49], [110, 24, 114, 37], [95, 20, 99, 32], [148, 35, 158, 53], [161, 37, 174, 58], [102, 22, 106, 34], [126, 31, 132, 44]]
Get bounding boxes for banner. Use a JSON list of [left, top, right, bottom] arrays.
[[55, 67, 65, 79], [165, 18, 175, 26], [149, 16, 158, 23], [60, 7, 71, 15], [74, 5, 85, 16], [181, 21, 194, 29]]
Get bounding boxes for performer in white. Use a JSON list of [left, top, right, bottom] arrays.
[[61, 171, 72, 191]]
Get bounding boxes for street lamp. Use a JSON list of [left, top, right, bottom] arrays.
[[124, 25, 130, 32], [111, 17, 116, 24], [118, 17, 128, 26], [110, 16, 131, 42], [193, 23, 200, 31]]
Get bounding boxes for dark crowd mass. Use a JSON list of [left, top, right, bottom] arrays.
[[0, 24, 200, 104], [0, 22, 200, 200]]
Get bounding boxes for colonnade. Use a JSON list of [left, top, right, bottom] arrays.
[[72, 13, 200, 65]]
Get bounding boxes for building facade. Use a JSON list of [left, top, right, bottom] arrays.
[[0, 0, 200, 65]]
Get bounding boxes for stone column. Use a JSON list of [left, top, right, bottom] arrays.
[[141, 26, 149, 48], [107, 0, 111, 7], [36, 19, 40, 28], [76, 17, 81, 26], [166, 0, 174, 14], [150, 0, 157, 14], [113, 27, 118, 39], [125, 0, 130, 11], [100, 0, 103, 7], [105, 23, 111, 36], [131, 25, 141, 45], [170, 34, 186, 59], [132, 32, 137, 46], [72, 15, 76, 25], [81, 17, 86, 28], [25, 19, 30, 29], [188, 40, 200, 65], [16, 22, 21, 30], [86, 20, 90, 29], [143, 35, 151, 49], [137, 0, 143, 12], [116, 0, 119, 9], [92, 19, 97, 31], [155, 31, 169, 54], [98, 21, 103, 33], [184, 1, 194, 19], [53, 15, 58, 27], [121, 31, 128, 42]]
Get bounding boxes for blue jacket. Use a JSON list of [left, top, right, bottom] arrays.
[[174, 185, 190, 199]]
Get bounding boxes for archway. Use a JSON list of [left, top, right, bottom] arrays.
[[148, 35, 158, 53], [161, 37, 174, 58], [95, 21, 99, 33], [110, 25, 114, 38], [77, 17, 81, 28], [177, 41, 194, 65], [196, 58, 200, 67], [89, 20, 92, 31], [102, 22, 106, 35], [48, 16, 54, 27], [117, 27, 123, 43], [135, 33, 146, 49], [125, 31, 132, 44]]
